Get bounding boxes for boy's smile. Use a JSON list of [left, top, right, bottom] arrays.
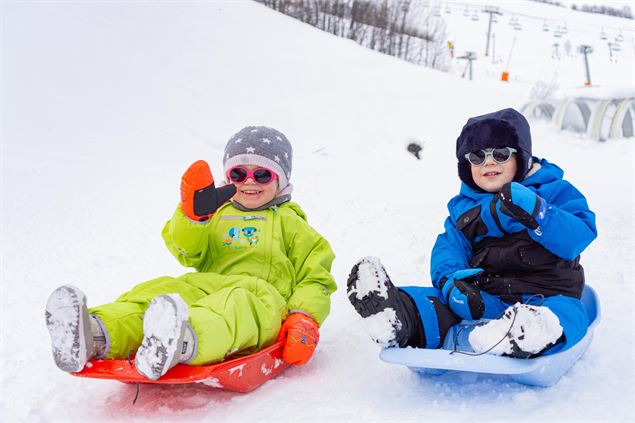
[[471, 150, 517, 192]]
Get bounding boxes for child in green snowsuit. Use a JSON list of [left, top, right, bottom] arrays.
[[45, 126, 337, 380]]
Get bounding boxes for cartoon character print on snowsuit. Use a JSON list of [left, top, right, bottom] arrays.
[[223, 224, 261, 249], [242, 227, 260, 246]]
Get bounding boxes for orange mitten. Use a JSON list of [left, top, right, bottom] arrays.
[[180, 160, 236, 221], [277, 313, 320, 366]]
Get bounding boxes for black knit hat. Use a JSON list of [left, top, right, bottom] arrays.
[[456, 108, 533, 192]]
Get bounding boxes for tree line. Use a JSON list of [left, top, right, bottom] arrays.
[[529, 0, 633, 20], [257, 0, 451, 71]]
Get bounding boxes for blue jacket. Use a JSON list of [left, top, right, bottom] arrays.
[[431, 158, 597, 300]]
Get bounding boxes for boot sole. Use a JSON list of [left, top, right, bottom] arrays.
[[347, 257, 403, 347], [348, 257, 400, 317], [45, 285, 90, 372], [135, 294, 188, 380]]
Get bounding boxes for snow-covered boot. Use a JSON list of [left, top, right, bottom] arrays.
[[469, 303, 564, 358], [134, 294, 197, 380], [347, 257, 421, 348], [45, 284, 108, 372]]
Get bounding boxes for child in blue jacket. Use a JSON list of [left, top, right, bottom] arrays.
[[347, 108, 597, 357]]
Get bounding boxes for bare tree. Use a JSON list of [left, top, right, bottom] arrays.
[[257, 0, 452, 72]]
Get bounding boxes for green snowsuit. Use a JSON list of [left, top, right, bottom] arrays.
[[89, 201, 337, 365]]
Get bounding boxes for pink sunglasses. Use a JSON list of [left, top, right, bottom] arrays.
[[226, 166, 278, 185]]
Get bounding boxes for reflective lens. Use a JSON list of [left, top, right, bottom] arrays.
[[492, 148, 514, 163], [467, 150, 487, 165], [252, 169, 273, 184], [465, 147, 517, 166], [229, 167, 248, 183]]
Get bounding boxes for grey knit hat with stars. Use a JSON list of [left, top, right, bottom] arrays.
[[223, 125, 293, 191]]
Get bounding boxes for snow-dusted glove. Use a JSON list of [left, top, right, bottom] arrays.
[[439, 268, 485, 320], [498, 182, 547, 231], [180, 160, 236, 222], [277, 313, 320, 366]]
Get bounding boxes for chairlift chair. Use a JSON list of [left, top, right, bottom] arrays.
[[543, 21, 550, 32], [599, 29, 607, 40]]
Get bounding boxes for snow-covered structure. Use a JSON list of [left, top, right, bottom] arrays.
[[523, 89, 634, 141]]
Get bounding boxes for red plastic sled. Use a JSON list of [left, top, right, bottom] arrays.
[[71, 341, 291, 393]]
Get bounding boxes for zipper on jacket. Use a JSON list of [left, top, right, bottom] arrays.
[[490, 194, 508, 235], [220, 215, 267, 221]]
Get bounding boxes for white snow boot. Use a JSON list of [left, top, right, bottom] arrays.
[[469, 303, 564, 358], [45, 284, 108, 372], [134, 294, 197, 380]]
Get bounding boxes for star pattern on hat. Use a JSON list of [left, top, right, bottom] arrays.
[[276, 136, 282, 141], [261, 138, 272, 144], [274, 155, 280, 162], [284, 152, 288, 159], [234, 138, 242, 144], [246, 146, 256, 153]]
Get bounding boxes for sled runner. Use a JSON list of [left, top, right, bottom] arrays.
[[71, 340, 291, 393], [380, 285, 600, 387]]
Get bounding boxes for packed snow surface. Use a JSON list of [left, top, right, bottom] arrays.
[[2, 1, 633, 422]]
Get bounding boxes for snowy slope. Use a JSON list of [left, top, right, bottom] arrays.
[[1, 1, 634, 422]]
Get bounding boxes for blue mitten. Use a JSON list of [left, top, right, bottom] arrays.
[[440, 268, 485, 320], [498, 182, 547, 231]]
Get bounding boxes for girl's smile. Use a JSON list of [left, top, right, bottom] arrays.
[[231, 165, 279, 209]]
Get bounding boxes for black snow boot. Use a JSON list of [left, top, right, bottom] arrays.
[[347, 257, 425, 348]]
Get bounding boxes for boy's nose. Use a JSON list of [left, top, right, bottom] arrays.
[[483, 156, 496, 165]]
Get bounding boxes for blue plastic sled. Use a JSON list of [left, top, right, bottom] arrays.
[[380, 285, 600, 387]]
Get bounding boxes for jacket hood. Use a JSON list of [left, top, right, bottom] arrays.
[[456, 108, 533, 192]]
